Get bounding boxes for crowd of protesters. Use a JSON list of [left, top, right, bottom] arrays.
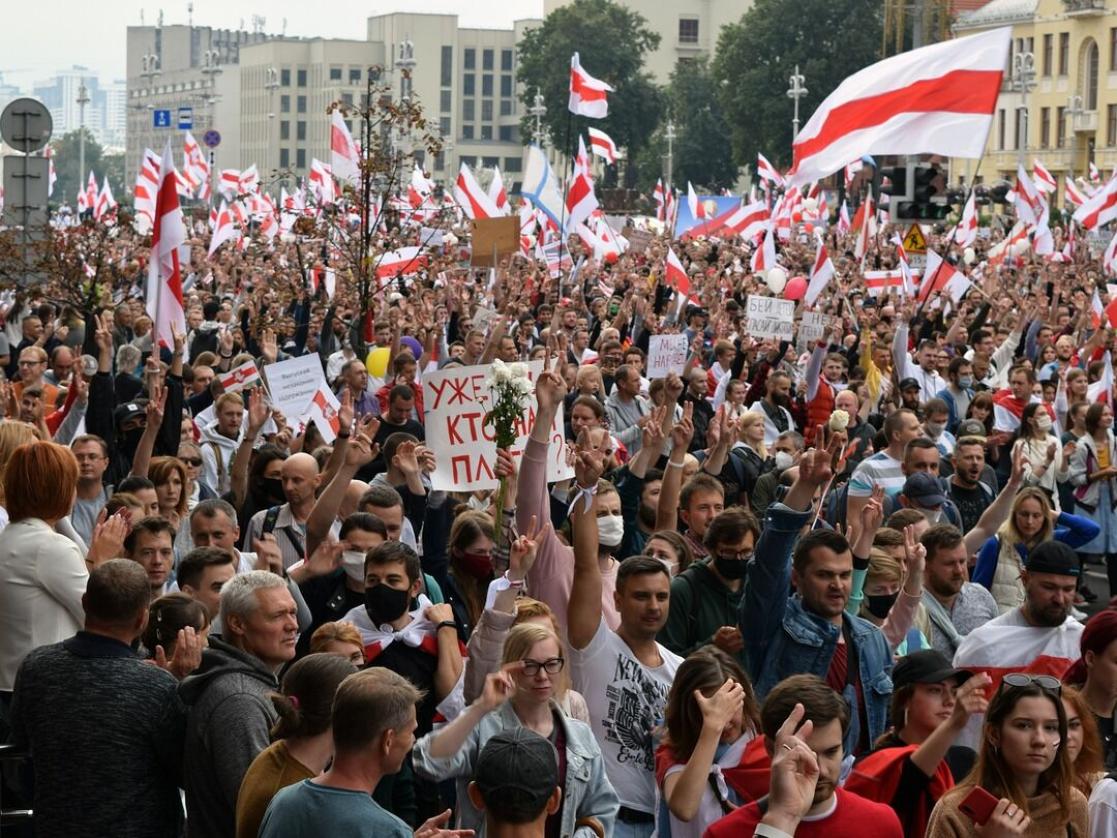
[[3, 209, 1117, 838]]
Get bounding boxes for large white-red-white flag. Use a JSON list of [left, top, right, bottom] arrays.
[[1032, 159, 1056, 194], [568, 52, 613, 119], [376, 246, 428, 280], [1065, 176, 1086, 208], [804, 240, 834, 306], [486, 166, 511, 216], [788, 28, 1010, 185], [1074, 171, 1117, 230], [453, 163, 500, 220], [330, 109, 361, 186], [145, 142, 187, 349], [952, 190, 978, 247], [665, 247, 690, 297], [750, 225, 778, 274], [756, 153, 784, 187], [587, 127, 621, 164]]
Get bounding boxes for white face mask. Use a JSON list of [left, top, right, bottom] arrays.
[[1035, 413, 1053, 433], [341, 550, 366, 583], [918, 507, 943, 525], [925, 421, 945, 438], [597, 514, 625, 548], [773, 450, 795, 471]]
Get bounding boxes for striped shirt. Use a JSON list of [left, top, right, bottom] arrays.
[[848, 450, 906, 499]]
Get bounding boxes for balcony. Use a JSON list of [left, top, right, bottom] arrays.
[[1064, 0, 1105, 16], [1073, 109, 1098, 133]]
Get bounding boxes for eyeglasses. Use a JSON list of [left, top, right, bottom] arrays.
[[181, 458, 203, 467], [521, 657, 565, 676], [1000, 673, 1061, 694], [18, 360, 43, 367], [716, 549, 755, 562]]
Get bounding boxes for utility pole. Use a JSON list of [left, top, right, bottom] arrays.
[[787, 66, 807, 139]]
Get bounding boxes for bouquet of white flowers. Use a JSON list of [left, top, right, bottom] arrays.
[[484, 359, 533, 542]]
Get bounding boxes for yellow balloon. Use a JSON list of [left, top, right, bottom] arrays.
[[366, 347, 391, 378]]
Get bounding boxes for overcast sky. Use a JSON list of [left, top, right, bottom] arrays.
[[0, 0, 543, 87]]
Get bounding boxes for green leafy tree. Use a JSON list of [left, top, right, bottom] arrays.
[[713, 0, 883, 171], [634, 58, 739, 193], [50, 129, 104, 207], [517, 0, 664, 187]]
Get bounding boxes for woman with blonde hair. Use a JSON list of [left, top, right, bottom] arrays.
[[972, 487, 1098, 613], [414, 622, 619, 837], [926, 675, 1088, 836], [308, 620, 365, 666], [720, 411, 769, 507]]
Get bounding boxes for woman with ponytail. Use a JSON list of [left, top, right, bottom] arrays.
[[235, 653, 356, 838]]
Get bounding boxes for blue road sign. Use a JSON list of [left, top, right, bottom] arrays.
[[203, 129, 221, 148], [153, 109, 171, 128], [177, 106, 193, 130]]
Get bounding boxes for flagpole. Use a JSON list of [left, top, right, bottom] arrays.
[[558, 110, 573, 281]]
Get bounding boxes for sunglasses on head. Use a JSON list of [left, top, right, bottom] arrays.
[[999, 673, 1061, 695], [181, 457, 203, 467]]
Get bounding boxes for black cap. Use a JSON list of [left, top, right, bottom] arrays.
[[473, 729, 558, 823], [899, 377, 921, 392], [113, 402, 145, 427], [892, 650, 973, 690], [1025, 540, 1080, 578]]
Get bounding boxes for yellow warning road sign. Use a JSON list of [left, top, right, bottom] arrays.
[[903, 223, 927, 254]]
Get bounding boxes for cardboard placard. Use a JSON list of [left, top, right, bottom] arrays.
[[799, 311, 833, 345], [746, 295, 795, 341], [647, 333, 689, 379], [470, 216, 520, 267]]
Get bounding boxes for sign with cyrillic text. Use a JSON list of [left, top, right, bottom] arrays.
[[746, 295, 795, 341]]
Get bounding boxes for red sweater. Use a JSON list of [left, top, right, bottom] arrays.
[[703, 787, 903, 838]]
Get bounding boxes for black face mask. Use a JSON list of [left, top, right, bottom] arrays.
[[119, 427, 145, 453], [713, 556, 750, 580], [866, 592, 899, 619], [258, 477, 285, 504], [364, 584, 411, 626]]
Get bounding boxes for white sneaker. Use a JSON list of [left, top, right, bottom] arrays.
[[1071, 606, 1088, 622]]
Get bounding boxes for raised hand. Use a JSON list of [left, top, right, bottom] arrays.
[[393, 439, 421, 477], [479, 663, 520, 712], [534, 359, 567, 413], [572, 428, 608, 487], [902, 523, 927, 579], [508, 515, 552, 581], [247, 386, 270, 434], [252, 534, 284, 575], [305, 536, 345, 578], [145, 384, 167, 429], [218, 325, 235, 357], [337, 388, 355, 435], [765, 703, 820, 827], [151, 626, 205, 680], [413, 808, 475, 838], [670, 401, 695, 451], [696, 677, 745, 733]]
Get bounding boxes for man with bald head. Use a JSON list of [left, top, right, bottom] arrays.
[[244, 452, 322, 570], [835, 389, 875, 478]]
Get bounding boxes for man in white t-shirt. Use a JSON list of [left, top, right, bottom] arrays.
[[566, 426, 682, 838]]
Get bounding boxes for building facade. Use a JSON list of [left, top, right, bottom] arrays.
[[543, 0, 743, 83], [953, 0, 1117, 200]]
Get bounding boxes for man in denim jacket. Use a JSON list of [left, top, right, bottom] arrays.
[[740, 441, 894, 756]]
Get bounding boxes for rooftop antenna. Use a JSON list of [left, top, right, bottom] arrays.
[[187, 1, 193, 26], [140, 9, 145, 25], [157, 8, 164, 27], [282, 17, 287, 36]]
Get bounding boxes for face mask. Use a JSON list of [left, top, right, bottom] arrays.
[[925, 421, 945, 438], [1035, 414, 1053, 433], [341, 550, 366, 583], [866, 592, 899, 619], [773, 451, 795, 471], [957, 375, 974, 389], [597, 514, 625, 548], [714, 555, 750, 580], [918, 507, 943, 525], [364, 583, 411, 627], [456, 550, 493, 580]]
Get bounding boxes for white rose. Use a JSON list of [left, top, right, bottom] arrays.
[[509, 362, 529, 379], [829, 409, 850, 432]]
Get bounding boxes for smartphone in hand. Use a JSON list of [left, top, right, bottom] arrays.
[[958, 786, 999, 825]]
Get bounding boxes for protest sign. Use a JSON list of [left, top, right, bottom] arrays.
[[746, 295, 795, 341], [217, 359, 261, 393], [264, 354, 329, 421], [647, 333, 688, 378], [798, 311, 833, 346], [423, 361, 573, 491], [470, 216, 519, 267]]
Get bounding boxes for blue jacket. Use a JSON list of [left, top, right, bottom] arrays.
[[972, 511, 1101, 589], [740, 503, 894, 755], [936, 385, 974, 433]]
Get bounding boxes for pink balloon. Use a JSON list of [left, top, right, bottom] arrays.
[[784, 276, 808, 301]]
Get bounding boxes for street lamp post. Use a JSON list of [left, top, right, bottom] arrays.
[[1067, 94, 1084, 176], [76, 80, 91, 194], [264, 67, 280, 190], [200, 50, 222, 198], [787, 65, 808, 139], [664, 120, 676, 187], [528, 90, 547, 146], [394, 39, 417, 191], [1011, 51, 1037, 168]]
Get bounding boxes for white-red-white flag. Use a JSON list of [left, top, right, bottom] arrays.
[[94, 177, 116, 221], [376, 246, 428, 280], [864, 270, 905, 297], [952, 191, 978, 247], [687, 181, 706, 220], [1009, 163, 1041, 227], [788, 28, 1010, 185], [709, 199, 769, 242], [1074, 172, 1117, 230], [207, 201, 241, 258], [486, 166, 511, 216], [837, 200, 851, 235], [304, 386, 342, 443], [565, 163, 599, 234], [330, 110, 361, 186], [757, 152, 784, 187], [1032, 159, 1056, 193], [654, 179, 665, 222], [217, 359, 262, 393], [145, 142, 187, 349], [587, 127, 621, 164], [665, 246, 690, 297], [854, 194, 875, 263], [44, 146, 56, 197], [308, 159, 336, 205], [919, 250, 966, 303], [750, 225, 778, 274], [453, 163, 500, 220], [568, 52, 613, 119], [1065, 176, 1086, 208], [1091, 162, 1103, 184], [804, 240, 834, 306], [1088, 352, 1114, 405]]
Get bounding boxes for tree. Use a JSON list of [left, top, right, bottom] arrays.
[[50, 129, 104, 207], [634, 58, 739, 193], [713, 0, 883, 171], [517, 0, 664, 187]]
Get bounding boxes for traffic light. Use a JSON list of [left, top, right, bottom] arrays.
[[878, 166, 909, 202], [895, 163, 951, 222]]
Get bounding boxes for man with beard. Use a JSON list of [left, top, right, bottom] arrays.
[[708, 675, 902, 837], [748, 369, 795, 446], [951, 540, 1084, 749], [946, 436, 997, 534], [916, 525, 998, 657], [659, 507, 757, 665]]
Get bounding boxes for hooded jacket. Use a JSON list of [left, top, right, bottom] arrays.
[[179, 637, 279, 838], [199, 418, 242, 496]]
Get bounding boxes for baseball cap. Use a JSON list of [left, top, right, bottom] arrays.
[[904, 472, 946, 507], [956, 419, 987, 439], [899, 377, 921, 392], [113, 402, 145, 427], [892, 650, 973, 690], [1025, 540, 1080, 578], [473, 729, 558, 824]]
